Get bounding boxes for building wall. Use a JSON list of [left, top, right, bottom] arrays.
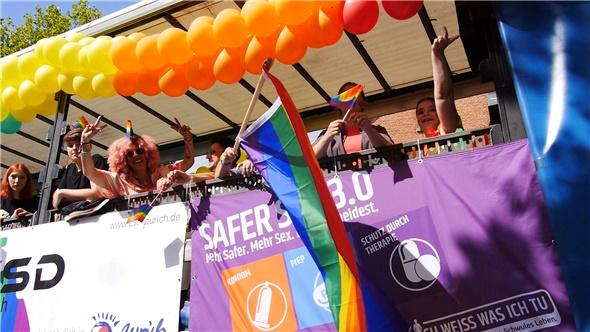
[[373, 93, 491, 144]]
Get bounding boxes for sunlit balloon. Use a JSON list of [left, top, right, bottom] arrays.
[[136, 34, 166, 70], [1, 56, 21, 87], [128, 32, 146, 43], [187, 17, 220, 57], [78, 36, 95, 46], [0, 114, 22, 134], [273, 0, 313, 26], [92, 73, 116, 98], [213, 49, 245, 84], [342, 0, 379, 35], [58, 73, 76, 94], [88, 36, 117, 74], [159, 68, 189, 97], [18, 52, 43, 79], [275, 26, 307, 64], [137, 69, 162, 96], [35, 96, 58, 116], [1, 86, 26, 111], [11, 104, 37, 123], [34, 38, 49, 60], [73, 75, 96, 100], [158, 28, 193, 65], [186, 57, 216, 90], [65, 32, 86, 43], [43, 37, 68, 67], [59, 42, 83, 72], [242, 0, 280, 37], [18, 80, 47, 106], [244, 36, 271, 74], [34, 65, 60, 93], [213, 9, 248, 49], [113, 71, 139, 96], [111, 36, 143, 72], [318, 5, 344, 46]]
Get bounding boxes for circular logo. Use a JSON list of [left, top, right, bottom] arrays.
[[389, 238, 441, 291], [313, 272, 331, 312], [246, 281, 288, 331]]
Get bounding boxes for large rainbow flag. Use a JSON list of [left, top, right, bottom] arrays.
[[239, 69, 366, 331]]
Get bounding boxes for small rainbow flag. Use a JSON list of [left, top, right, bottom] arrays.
[[127, 204, 152, 223], [329, 84, 364, 110], [71, 116, 89, 129], [125, 120, 134, 138]]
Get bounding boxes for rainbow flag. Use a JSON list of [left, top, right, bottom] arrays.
[[70, 116, 89, 129], [239, 70, 366, 331], [329, 84, 364, 110], [127, 204, 152, 223], [125, 120, 134, 138]]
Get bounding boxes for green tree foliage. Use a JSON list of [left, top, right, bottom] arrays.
[[1, 0, 102, 56]]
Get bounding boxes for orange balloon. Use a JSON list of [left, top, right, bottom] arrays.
[[274, 0, 313, 26], [213, 49, 245, 84], [299, 8, 325, 48], [318, 5, 344, 46], [257, 28, 281, 57], [226, 36, 250, 67], [128, 32, 146, 43], [158, 28, 193, 65], [159, 68, 189, 97], [137, 69, 163, 96], [213, 9, 248, 49], [113, 71, 138, 96], [186, 57, 216, 90], [136, 34, 166, 70], [287, 21, 312, 48], [187, 18, 220, 57], [275, 26, 307, 64], [242, 0, 280, 37], [245, 37, 267, 75], [111, 37, 143, 72]]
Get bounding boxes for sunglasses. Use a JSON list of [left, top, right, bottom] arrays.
[[125, 148, 145, 158]]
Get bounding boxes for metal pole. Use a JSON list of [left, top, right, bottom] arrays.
[[34, 92, 70, 225]]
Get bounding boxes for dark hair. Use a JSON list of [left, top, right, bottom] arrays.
[[210, 135, 241, 167], [415, 97, 435, 112], [1, 163, 34, 199], [63, 128, 83, 144]]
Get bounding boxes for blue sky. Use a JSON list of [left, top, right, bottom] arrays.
[[1, 0, 136, 26]]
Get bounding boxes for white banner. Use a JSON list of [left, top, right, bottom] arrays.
[[1, 202, 188, 332]]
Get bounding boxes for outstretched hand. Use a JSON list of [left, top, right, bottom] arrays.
[[158, 170, 192, 190], [81, 116, 107, 143], [432, 26, 460, 53], [171, 117, 192, 142]]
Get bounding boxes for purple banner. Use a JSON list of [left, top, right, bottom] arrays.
[[190, 140, 574, 331]]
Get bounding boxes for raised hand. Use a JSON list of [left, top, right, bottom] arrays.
[[81, 116, 107, 144], [348, 112, 370, 130], [325, 120, 345, 139], [171, 117, 192, 142], [432, 26, 460, 53]]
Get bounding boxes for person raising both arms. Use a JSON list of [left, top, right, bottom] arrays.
[[313, 82, 394, 159], [416, 26, 463, 137]]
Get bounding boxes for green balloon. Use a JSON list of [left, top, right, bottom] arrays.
[[0, 113, 22, 134]]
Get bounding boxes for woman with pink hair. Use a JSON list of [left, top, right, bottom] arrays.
[[79, 117, 194, 197]]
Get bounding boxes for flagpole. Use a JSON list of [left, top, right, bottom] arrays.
[[232, 59, 273, 152]]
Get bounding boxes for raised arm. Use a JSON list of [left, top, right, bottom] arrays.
[[313, 120, 345, 158], [171, 117, 195, 171], [432, 26, 462, 134], [80, 117, 109, 190]]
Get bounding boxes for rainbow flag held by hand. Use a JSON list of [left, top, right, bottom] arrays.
[[71, 116, 89, 129], [329, 84, 363, 110], [239, 70, 366, 331], [127, 204, 152, 223]]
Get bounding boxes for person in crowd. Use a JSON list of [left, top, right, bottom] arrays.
[[78, 117, 195, 198], [0, 163, 39, 219], [52, 127, 109, 209], [416, 27, 463, 137], [313, 82, 394, 159], [161, 136, 255, 187]]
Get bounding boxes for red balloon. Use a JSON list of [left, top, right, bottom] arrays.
[[382, 0, 423, 20], [342, 0, 379, 35]]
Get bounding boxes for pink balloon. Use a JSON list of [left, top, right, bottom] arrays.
[[343, 0, 379, 35], [382, 0, 423, 20]]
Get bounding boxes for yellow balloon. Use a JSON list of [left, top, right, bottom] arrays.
[[78, 46, 92, 72], [18, 52, 42, 79], [73, 75, 96, 100], [0, 105, 8, 122], [34, 96, 58, 116], [1, 86, 26, 111], [58, 73, 76, 94], [18, 80, 47, 106], [34, 38, 49, 61], [91, 73, 116, 97], [66, 32, 86, 43], [11, 104, 37, 123], [88, 37, 117, 74], [1, 56, 21, 87], [34, 64, 60, 93], [78, 36, 95, 46], [59, 42, 83, 72], [43, 37, 67, 68]]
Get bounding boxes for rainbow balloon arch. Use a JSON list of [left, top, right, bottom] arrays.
[[0, 0, 423, 134]]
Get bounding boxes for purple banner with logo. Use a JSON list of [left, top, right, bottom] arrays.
[[190, 140, 574, 331]]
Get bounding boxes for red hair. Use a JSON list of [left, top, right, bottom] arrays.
[[107, 134, 160, 181], [1, 163, 34, 199]]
